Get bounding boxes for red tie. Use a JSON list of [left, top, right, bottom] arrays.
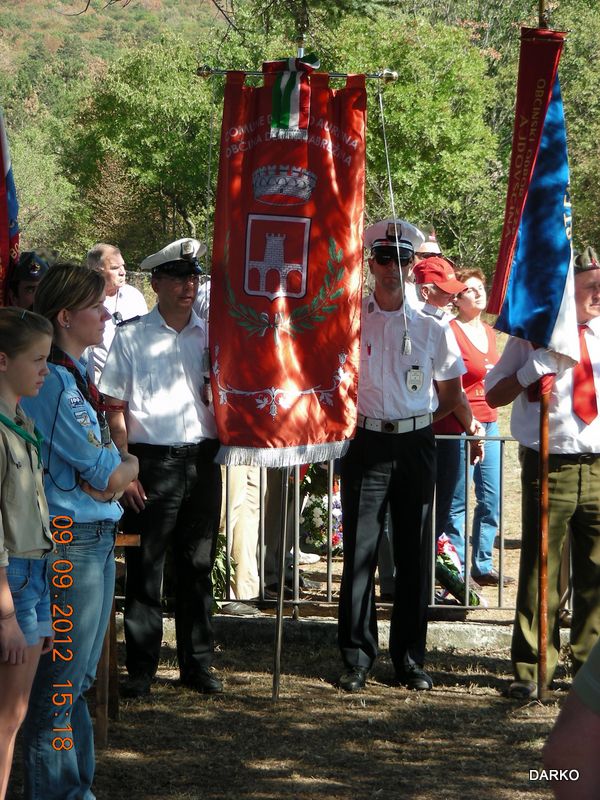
[[572, 324, 598, 425]]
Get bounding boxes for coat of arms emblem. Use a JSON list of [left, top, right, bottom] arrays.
[[244, 214, 310, 301]]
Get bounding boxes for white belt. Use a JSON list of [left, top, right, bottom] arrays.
[[357, 413, 432, 435]]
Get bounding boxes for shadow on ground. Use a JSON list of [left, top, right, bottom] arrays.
[[9, 638, 563, 800]]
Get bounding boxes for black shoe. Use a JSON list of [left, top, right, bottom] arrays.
[[338, 666, 369, 693], [121, 674, 152, 698], [299, 574, 320, 591], [506, 679, 537, 700], [264, 574, 321, 599], [219, 601, 263, 617], [181, 667, 224, 694], [396, 664, 433, 691], [473, 568, 515, 587]]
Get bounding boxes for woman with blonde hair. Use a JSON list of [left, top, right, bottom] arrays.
[[20, 264, 138, 800]]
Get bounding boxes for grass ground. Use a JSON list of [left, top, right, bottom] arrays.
[[90, 641, 560, 800]]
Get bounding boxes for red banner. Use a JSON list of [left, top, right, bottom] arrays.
[[209, 68, 366, 466], [488, 27, 566, 315]]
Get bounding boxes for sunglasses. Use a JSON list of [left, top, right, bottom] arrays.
[[373, 249, 412, 267]]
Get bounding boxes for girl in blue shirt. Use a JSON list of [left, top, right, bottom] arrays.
[[21, 264, 138, 800]]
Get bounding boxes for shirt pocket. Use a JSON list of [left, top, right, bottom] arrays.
[[359, 349, 371, 383], [5, 442, 25, 504], [136, 368, 156, 397]]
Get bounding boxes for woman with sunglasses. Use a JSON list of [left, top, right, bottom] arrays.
[[20, 263, 138, 800], [444, 268, 514, 586]]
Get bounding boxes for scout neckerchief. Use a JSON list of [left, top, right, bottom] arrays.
[[0, 411, 43, 467], [48, 345, 111, 446]]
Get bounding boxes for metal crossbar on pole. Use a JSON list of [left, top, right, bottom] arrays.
[[197, 65, 398, 82]]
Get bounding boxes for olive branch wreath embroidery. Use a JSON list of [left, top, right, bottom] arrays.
[[212, 349, 350, 419], [224, 237, 345, 344]]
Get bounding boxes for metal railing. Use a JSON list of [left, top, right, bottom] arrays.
[[220, 433, 518, 613]]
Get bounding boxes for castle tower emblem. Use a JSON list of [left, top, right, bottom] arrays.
[[244, 214, 310, 301]]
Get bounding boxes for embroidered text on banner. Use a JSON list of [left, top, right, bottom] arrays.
[[487, 28, 577, 361]]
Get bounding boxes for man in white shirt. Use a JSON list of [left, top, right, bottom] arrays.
[[100, 238, 223, 698], [337, 219, 465, 693], [87, 243, 148, 381], [486, 246, 600, 700]]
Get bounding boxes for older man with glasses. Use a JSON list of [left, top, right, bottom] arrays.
[[86, 243, 148, 381], [337, 218, 465, 693]]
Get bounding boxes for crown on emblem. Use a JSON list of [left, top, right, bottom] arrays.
[[253, 165, 317, 204]]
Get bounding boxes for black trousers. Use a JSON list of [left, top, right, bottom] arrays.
[[338, 426, 435, 672], [123, 439, 221, 681]]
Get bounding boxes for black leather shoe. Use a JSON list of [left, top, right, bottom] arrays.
[[181, 667, 224, 694], [396, 664, 433, 691], [121, 674, 152, 698], [338, 666, 369, 693], [473, 568, 515, 587], [264, 574, 321, 599]]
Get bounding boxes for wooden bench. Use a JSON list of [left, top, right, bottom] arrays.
[[95, 533, 140, 749]]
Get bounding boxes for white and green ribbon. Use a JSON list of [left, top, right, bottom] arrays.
[[265, 53, 320, 140]]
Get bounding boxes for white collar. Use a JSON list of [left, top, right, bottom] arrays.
[[148, 304, 203, 332]]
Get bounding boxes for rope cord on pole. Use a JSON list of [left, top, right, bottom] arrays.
[[377, 84, 411, 355], [203, 73, 219, 275]]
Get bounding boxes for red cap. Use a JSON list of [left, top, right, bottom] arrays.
[[413, 257, 466, 293]]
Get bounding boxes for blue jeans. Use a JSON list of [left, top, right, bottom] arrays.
[[22, 520, 117, 800], [6, 556, 51, 646], [445, 421, 501, 576], [434, 436, 463, 539]]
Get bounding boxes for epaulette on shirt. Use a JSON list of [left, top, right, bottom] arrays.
[[116, 315, 141, 327], [420, 303, 445, 320]]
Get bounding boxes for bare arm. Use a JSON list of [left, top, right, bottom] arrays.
[[485, 374, 524, 409], [105, 398, 129, 452], [432, 377, 463, 423], [452, 391, 485, 436], [104, 395, 146, 512]]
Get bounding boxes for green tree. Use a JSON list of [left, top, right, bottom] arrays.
[[10, 124, 76, 251], [552, 1, 600, 249], [65, 35, 215, 249]]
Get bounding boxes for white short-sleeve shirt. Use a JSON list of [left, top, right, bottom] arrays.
[[92, 283, 148, 380], [484, 317, 600, 454], [358, 295, 465, 419], [99, 305, 217, 445]]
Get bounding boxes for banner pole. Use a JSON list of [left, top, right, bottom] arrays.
[[537, 387, 551, 701], [272, 466, 290, 702], [539, 0, 548, 28]]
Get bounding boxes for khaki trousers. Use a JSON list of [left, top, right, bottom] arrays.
[[220, 466, 262, 600], [512, 447, 600, 684]]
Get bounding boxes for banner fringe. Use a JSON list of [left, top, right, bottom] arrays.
[[216, 440, 350, 467]]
